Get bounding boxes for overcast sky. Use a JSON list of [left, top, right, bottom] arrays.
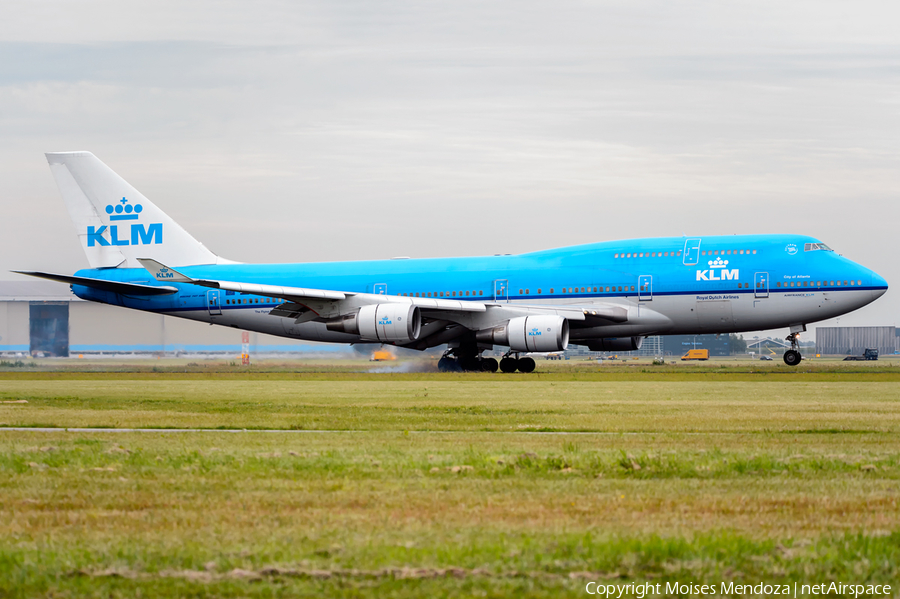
[[1, 1, 897, 333]]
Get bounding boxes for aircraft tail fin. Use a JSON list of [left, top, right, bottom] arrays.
[[45, 152, 225, 269]]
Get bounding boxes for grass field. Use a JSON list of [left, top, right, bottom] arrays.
[[2, 364, 900, 597]]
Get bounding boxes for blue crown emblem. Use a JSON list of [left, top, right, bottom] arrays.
[[105, 197, 143, 221]]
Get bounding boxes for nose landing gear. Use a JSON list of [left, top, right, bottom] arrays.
[[783, 332, 803, 366]]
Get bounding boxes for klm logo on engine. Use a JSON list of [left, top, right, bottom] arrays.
[[378, 316, 393, 326], [696, 257, 739, 281], [528, 327, 542, 337], [87, 197, 162, 247]]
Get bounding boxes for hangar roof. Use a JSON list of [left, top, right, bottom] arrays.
[[0, 280, 80, 302]]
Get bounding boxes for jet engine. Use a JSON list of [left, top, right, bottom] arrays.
[[476, 315, 569, 352], [585, 337, 643, 352], [326, 304, 421, 342]]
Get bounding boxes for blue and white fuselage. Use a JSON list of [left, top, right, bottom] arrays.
[[70, 234, 887, 343], [21, 152, 888, 370]]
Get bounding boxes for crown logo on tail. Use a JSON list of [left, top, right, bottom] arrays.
[[105, 197, 143, 221]]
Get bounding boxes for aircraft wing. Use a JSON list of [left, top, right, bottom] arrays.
[[135, 260, 619, 329], [137, 259, 487, 318]]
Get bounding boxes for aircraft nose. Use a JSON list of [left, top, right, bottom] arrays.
[[871, 271, 888, 300]]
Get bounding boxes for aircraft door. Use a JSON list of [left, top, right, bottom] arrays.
[[638, 275, 652, 301], [494, 279, 509, 302], [373, 283, 387, 295], [754, 272, 769, 298], [207, 290, 222, 316], [682, 238, 702, 266]]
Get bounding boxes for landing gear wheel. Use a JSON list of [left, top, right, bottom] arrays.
[[518, 357, 536, 373], [499, 357, 518, 373], [438, 356, 460, 372], [459, 357, 481, 372], [783, 350, 802, 366], [482, 357, 499, 373], [783, 330, 804, 367]]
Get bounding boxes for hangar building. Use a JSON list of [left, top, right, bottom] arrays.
[[815, 326, 898, 356], [0, 281, 341, 357]]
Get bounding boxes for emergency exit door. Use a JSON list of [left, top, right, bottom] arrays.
[[638, 275, 652, 301], [754, 272, 769, 299]]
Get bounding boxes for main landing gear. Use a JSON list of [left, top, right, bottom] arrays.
[[499, 353, 535, 373], [438, 351, 498, 373], [783, 332, 802, 366], [437, 350, 535, 373]]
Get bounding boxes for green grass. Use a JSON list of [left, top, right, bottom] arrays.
[[2, 379, 900, 432], [2, 372, 900, 596]]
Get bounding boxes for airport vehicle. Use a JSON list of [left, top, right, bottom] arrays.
[[19, 152, 888, 371], [681, 349, 709, 361], [759, 355, 773, 361], [370, 349, 396, 362], [843, 348, 879, 361]]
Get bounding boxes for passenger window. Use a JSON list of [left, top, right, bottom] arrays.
[[550, 288, 554, 293], [752, 250, 757, 254], [857, 280, 862, 286], [614, 254, 619, 258], [478, 290, 483, 295], [776, 282, 781, 287], [537, 288, 542, 294], [630, 286, 635, 291], [519, 289, 523, 294]]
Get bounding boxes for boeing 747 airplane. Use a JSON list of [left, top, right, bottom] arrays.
[[18, 152, 888, 372]]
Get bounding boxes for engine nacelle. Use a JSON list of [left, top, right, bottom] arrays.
[[476, 315, 569, 352], [326, 304, 421, 343], [585, 337, 644, 352]]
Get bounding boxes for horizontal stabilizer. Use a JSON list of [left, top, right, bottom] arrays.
[[14, 271, 178, 296]]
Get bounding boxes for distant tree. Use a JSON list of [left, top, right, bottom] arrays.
[[729, 333, 747, 355]]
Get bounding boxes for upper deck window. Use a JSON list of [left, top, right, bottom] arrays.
[[804, 243, 833, 252]]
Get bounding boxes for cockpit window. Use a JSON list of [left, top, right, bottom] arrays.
[[804, 243, 833, 252]]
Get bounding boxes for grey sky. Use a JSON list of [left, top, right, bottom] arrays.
[[1, 1, 897, 332]]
